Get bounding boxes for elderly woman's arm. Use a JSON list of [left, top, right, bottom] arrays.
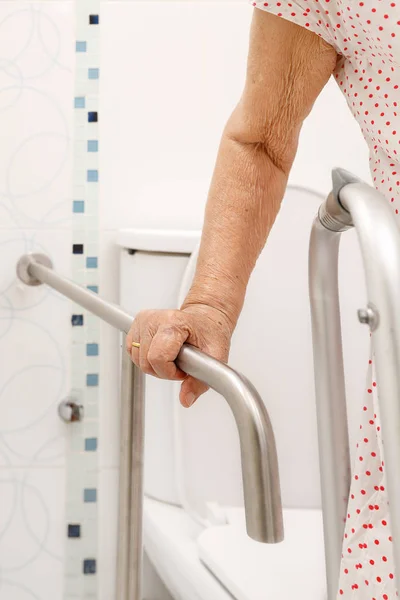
[[126, 10, 337, 406]]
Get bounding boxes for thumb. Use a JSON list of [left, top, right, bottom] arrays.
[[180, 376, 209, 408]]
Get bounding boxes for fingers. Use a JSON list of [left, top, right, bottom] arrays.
[[147, 325, 189, 380], [125, 309, 231, 410], [126, 318, 140, 358], [180, 376, 209, 408], [138, 330, 157, 376], [126, 313, 189, 381]]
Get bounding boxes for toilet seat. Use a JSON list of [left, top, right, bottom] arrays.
[[144, 497, 327, 600], [198, 507, 327, 600], [143, 497, 234, 600]]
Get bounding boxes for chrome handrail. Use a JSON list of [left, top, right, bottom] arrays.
[[309, 168, 400, 599], [16, 252, 284, 600]]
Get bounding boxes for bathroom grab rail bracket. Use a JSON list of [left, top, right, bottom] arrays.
[[16, 250, 284, 600], [309, 168, 400, 599]]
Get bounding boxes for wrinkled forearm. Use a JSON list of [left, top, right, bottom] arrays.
[[181, 121, 293, 330], [181, 9, 336, 330]]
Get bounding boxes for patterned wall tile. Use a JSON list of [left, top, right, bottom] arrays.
[[0, 2, 74, 599], [0, 229, 72, 469], [0, 467, 65, 600], [0, 2, 74, 229]]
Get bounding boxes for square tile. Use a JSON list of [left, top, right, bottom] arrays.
[[86, 343, 99, 356], [88, 68, 99, 80], [87, 170, 99, 183], [89, 14, 99, 25], [76, 41, 87, 52], [87, 285, 98, 294], [85, 438, 98, 452], [83, 558, 97, 574], [86, 374, 99, 387], [72, 314, 84, 326], [73, 243, 84, 254], [68, 524, 81, 538], [74, 96, 86, 109], [87, 140, 98, 152], [88, 111, 98, 123], [73, 200, 85, 213], [86, 256, 98, 269], [83, 488, 97, 503]]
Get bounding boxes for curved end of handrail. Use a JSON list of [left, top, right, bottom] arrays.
[[177, 344, 284, 544], [17, 252, 284, 543]]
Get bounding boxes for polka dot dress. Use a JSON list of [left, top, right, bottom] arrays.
[[250, 1, 400, 598]]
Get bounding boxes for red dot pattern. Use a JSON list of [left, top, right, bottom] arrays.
[[251, 0, 400, 215], [250, 2, 400, 598]]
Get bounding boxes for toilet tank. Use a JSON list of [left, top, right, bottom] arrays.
[[118, 228, 201, 505]]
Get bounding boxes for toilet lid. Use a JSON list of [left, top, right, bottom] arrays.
[[197, 507, 327, 600]]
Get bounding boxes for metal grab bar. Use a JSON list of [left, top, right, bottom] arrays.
[[16, 252, 284, 599], [309, 168, 400, 599]]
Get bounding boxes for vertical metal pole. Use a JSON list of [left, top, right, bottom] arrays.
[[116, 350, 145, 600], [309, 221, 351, 599], [128, 363, 146, 600], [116, 349, 134, 600], [340, 182, 400, 594]]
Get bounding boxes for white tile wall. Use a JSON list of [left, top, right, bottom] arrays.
[[0, 2, 74, 598]]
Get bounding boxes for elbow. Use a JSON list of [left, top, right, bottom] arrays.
[[225, 105, 300, 178]]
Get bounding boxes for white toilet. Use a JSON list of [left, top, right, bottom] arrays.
[[117, 185, 368, 600]]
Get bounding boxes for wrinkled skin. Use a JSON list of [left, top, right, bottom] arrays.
[[126, 304, 233, 407], [126, 9, 337, 407]]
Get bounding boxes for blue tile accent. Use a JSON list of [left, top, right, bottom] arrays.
[[83, 559, 97, 574], [86, 374, 99, 387], [74, 96, 85, 109], [86, 256, 98, 269], [84, 488, 97, 503], [89, 14, 99, 25], [68, 524, 81, 538], [73, 200, 85, 213], [87, 140, 98, 152], [85, 438, 98, 452], [86, 343, 99, 356], [71, 315, 84, 326], [88, 68, 99, 80], [87, 170, 98, 183], [76, 41, 87, 52], [73, 244, 84, 254], [88, 111, 98, 123], [87, 285, 98, 294]]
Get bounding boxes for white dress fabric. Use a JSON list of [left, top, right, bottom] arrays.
[[250, 1, 400, 598]]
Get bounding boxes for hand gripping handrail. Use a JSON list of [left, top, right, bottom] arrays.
[[309, 168, 400, 599], [16, 252, 284, 600]]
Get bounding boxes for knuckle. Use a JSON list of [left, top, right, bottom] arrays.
[[139, 356, 153, 375], [160, 323, 186, 339], [147, 349, 163, 366]]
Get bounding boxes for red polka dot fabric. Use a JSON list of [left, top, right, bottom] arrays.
[[250, 2, 400, 598]]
